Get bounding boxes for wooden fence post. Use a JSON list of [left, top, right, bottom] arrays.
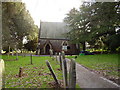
[[69, 58, 76, 89], [19, 67, 23, 77], [46, 60, 59, 85], [62, 57, 68, 88], [30, 53, 33, 64]]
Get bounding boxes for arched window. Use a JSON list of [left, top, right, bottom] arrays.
[[62, 41, 69, 51]]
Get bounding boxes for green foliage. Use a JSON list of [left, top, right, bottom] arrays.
[[106, 34, 120, 52], [24, 37, 38, 51], [64, 2, 120, 52], [2, 2, 38, 50]]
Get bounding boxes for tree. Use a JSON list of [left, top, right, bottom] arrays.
[[64, 3, 92, 51], [88, 2, 120, 52], [64, 2, 120, 52], [24, 37, 38, 51], [2, 2, 38, 52]]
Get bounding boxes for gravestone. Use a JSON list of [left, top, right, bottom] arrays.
[[62, 57, 68, 88], [49, 49, 53, 57], [0, 59, 5, 89], [61, 51, 65, 59], [46, 60, 59, 85], [69, 58, 76, 89], [59, 53, 62, 70]]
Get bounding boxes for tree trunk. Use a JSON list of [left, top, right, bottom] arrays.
[[77, 43, 80, 54], [8, 46, 10, 57], [82, 41, 86, 51]]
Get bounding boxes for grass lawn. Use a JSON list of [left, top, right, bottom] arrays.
[[3, 55, 80, 88], [66, 54, 120, 84], [3, 55, 63, 88], [2, 55, 17, 60]]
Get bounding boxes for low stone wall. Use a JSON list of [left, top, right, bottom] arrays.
[[0, 59, 4, 89]]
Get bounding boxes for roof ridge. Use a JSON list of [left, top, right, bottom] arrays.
[[41, 21, 64, 23]]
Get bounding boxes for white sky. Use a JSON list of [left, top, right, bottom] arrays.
[[22, 0, 83, 27]]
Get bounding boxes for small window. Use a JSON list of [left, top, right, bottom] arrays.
[[62, 46, 67, 50], [62, 41, 68, 51]]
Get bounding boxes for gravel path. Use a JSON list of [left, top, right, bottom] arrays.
[[65, 58, 120, 89], [56, 56, 120, 89]]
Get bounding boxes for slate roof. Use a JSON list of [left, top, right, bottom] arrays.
[[39, 22, 70, 39]]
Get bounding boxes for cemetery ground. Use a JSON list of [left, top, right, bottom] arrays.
[[67, 54, 120, 85], [2, 55, 65, 88], [1, 54, 119, 88]]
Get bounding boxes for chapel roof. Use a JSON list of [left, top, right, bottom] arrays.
[[39, 22, 70, 39]]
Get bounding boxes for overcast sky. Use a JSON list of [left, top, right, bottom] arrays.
[[22, 0, 84, 27]]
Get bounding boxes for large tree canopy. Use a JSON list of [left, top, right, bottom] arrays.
[[2, 2, 38, 51], [64, 2, 120, 52]]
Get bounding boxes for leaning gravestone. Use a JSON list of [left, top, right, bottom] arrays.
[[46, 60, 59, 85], [0, 59, 5, 89]]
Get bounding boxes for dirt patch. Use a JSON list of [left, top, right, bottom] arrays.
[[48, 80, 63, 88], [57, 68, 61, 71], [33, 67, 38, 69], [38, 72, 52, 76]]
